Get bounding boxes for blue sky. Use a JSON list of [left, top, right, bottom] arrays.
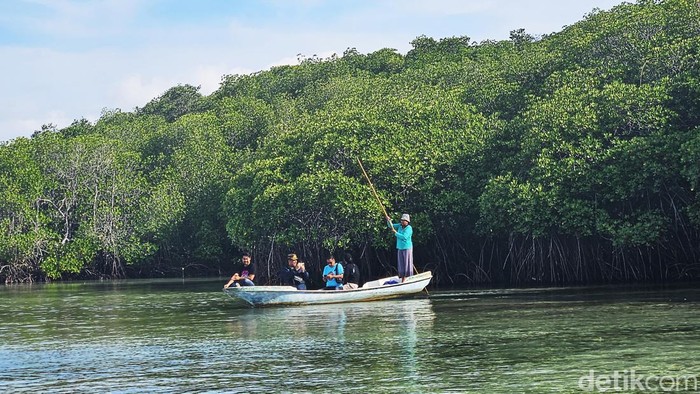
[[0, 0, 626, 142]]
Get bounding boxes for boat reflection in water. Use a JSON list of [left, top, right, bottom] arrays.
[[222, 298, 435, 390]]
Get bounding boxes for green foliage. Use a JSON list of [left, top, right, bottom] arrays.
[[137, 84, 209, 122], [0, 138, 53, 282], [342, 47, 405, 75], [214, 96, 274, 150], [406, 35, 472, 66], [2, 0, 700, 283], [160, 113, 233, 265], [40, 237, 97, 279], [478, 174, 558, 237], [681, 127, 700, 228], [681, 127, 700, 190]]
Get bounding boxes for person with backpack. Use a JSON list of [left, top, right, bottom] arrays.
[[322, 254, 344, 290], [341, 253, 360, 290]]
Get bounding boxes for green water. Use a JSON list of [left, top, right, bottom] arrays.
[[1, 280, 699, 393]]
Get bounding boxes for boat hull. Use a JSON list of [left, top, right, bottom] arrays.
[[223, 271, 432, 307]]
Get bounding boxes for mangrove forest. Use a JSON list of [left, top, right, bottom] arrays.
[[1, 0, 699, 286]]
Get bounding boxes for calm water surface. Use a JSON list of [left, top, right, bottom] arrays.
[[1, 279, 699, 393]]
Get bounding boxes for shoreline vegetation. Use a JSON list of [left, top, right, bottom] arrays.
[[1, 0, 699, 286]]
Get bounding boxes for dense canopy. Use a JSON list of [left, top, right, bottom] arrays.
[[2, 0, 699, 285]]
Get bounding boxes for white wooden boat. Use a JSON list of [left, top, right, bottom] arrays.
[[223, 271, 432, 307]]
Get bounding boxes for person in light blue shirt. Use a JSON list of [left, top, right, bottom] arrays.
[[386, 213, 413, 282], [322, 254, 344, 290]]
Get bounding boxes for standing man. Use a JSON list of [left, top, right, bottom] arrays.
[[224, 252, 256, 288], [386, 213, 413, 283]]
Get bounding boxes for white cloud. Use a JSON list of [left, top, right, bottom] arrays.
[[21, 0, 143, 37], [193, 65, 254, 95], [0, 110, 72, 142], [113, 74, 176, 110], [0, 0, 628, 143], [382, 0, 493, 17]]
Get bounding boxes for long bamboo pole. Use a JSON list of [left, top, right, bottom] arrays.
[[357, 157, 422, 280], [356, 157, 390, 220]]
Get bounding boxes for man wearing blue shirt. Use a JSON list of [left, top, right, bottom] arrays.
[[322, 254, 344, 290], [386, 213, 413, 282]]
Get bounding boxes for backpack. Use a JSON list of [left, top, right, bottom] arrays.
[[343, 263, 357, 284], [334, 263, 342, 285]]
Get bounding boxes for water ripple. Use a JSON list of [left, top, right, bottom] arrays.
[[2, 280, 700, 392]]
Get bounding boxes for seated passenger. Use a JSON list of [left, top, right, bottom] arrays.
[[279, 253, 310, 290], [322, 254, 344, 290], [224, 252, 256, 288], [341, 253, 360, 290]]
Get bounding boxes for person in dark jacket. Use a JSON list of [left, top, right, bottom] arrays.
[[341, 253, 360, 290], [279, 253, 310, 290]]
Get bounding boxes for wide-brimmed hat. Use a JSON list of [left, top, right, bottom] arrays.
[[400, 213, 411, 222]]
